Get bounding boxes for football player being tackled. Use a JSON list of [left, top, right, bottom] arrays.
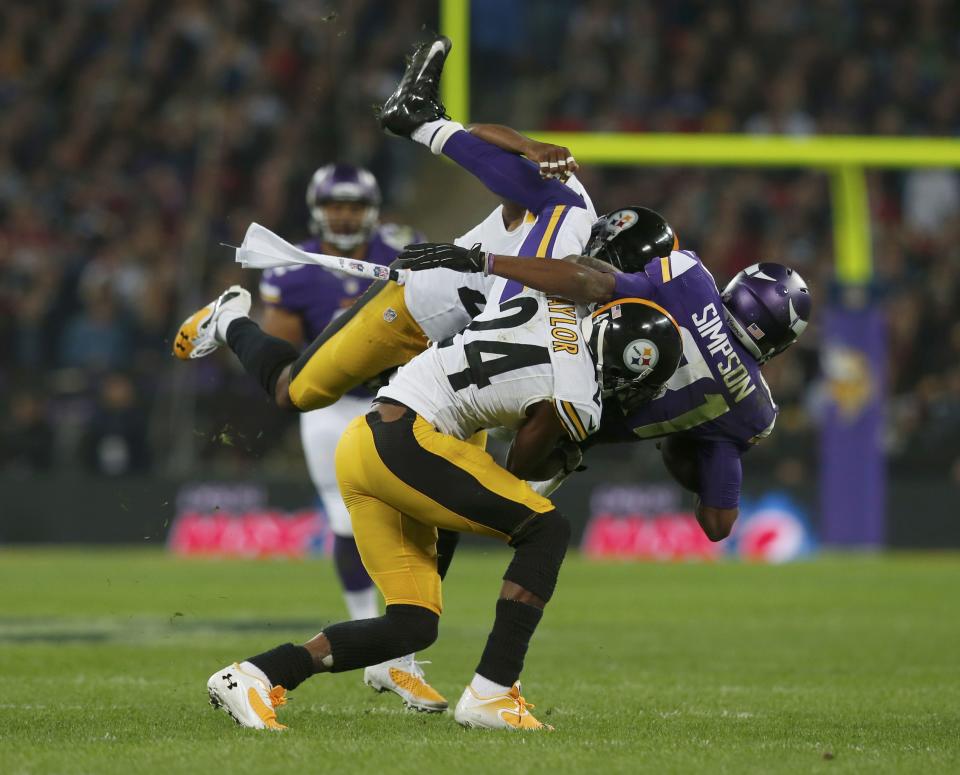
[[174, 34, 683, 728], [399, 223, 812, 541], [174, 32, 617, 706], [360, 30, 812, 541], [173, 36, 605, 712], [205, 282, 682, 732]]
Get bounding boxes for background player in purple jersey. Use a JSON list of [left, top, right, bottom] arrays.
[[256, 163, 448, 712], [396, 210, 811, 544]]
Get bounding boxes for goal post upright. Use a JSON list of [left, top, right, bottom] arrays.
[[440, 0, 470, 125]]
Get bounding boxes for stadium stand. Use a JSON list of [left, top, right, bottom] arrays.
[[0, 0, 957, 489]]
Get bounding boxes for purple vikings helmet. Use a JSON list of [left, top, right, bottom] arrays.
[[306, 163, 381, 251], [721, 263, 811, 364]]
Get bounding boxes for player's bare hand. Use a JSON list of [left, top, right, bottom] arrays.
[[398, 242, 489, 273], [523, 140, 579, 180]]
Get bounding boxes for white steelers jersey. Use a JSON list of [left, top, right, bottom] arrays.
[[403, 205, 528, 342], [403, 174, 596, 343], [380, 288, 601, 443]]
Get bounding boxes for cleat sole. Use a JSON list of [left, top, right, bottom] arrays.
[[208, 687, 244, 727]]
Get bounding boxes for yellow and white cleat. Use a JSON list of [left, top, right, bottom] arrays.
[[454, 682, 553, 731], [207, 661, 287, 730], [172, 285, 251, 360], [363, 655, 447, 712]]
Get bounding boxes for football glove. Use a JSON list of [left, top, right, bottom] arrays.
[[398, 242, 491, 273], [557, 438, 586, 475]]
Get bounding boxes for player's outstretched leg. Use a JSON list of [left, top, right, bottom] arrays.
[[173, 286, 301, 408], [379, 34, 582, 215]]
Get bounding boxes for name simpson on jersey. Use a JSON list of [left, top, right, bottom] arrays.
[[691, 303, 756, 403], [547, 297, 580, 354]]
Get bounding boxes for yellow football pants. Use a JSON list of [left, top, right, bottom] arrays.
[[288, 280, 428, 411], [334, 409, 554, 615]]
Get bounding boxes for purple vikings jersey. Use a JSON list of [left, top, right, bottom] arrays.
[[595, 250, 778, 509]]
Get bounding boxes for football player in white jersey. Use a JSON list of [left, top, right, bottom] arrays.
[[172, 37, 596, 419], [205, 290, 683, 732]]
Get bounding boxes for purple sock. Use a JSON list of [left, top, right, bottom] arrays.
[[441, 130, 584, 214], [333, 535, 373, 592]]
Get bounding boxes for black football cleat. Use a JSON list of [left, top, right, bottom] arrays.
[[378, 34, 452, 137]]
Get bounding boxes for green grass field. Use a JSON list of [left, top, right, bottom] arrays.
[[0, 549, 957, 774]]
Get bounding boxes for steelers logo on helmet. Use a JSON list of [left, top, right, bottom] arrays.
[[607, 209, 639, 236], [583, 297, 683, 414], [623, 338, 660, 374]]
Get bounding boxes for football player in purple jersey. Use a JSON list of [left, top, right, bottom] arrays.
[[397, 215, 811, 543], [255, 164, 450, 712]]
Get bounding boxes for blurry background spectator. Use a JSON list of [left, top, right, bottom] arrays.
[[81, 372, 150, 476]]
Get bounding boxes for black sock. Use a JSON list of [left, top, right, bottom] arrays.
[[436, 529, 460, 581], [225, 318, 299, 400], [246, 643, 315, 690], [324, 604, 439, 672], [475, 599, 544, 687]]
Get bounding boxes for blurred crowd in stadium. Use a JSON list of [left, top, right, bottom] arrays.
[[1, 0, 958, 485]]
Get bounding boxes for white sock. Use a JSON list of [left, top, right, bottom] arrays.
[[238, 660, 271, 686], [214, 308, 246, 344], [470, 673, 512, 698], [410, 119, 464, 154], [343, 586, 380, 620]]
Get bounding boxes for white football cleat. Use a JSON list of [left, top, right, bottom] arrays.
[[207, 661, 287, 730], [363, 655, 447, 712], [172, 285, 251, 360], [454, 682, 553, 731]]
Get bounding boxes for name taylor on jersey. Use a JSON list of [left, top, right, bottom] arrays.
[[547, 297, 580, 355]]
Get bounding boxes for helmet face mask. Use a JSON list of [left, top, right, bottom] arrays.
[[721, 263, 811, 364], [306, 164, 381, 251], [585, 206, 678, 274], [582, 299, 684, 414]]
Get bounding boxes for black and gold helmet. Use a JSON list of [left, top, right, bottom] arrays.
[[582, 297, 683, 413], [585, 206, 678, 274]]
